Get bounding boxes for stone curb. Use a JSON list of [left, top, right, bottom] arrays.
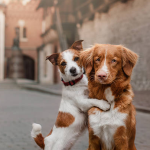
[[135, 106, 150, 114], [18, 84, 62, 96], [18, 84, 150, 113]]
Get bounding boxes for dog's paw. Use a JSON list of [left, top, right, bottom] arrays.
[[31, 123, 42, 138], [99, 100, 110, 111]]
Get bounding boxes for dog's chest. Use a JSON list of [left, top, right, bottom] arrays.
[[89, 87, 127, 150], [62, 82, 88, 102]]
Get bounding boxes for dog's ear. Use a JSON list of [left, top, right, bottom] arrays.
[[80, 48, 94, 74], [70, 40, 84, 51], [121, 46, 138, 76], [46, 53, 59, 65]]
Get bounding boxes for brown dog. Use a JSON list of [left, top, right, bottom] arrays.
[[81, 44, 138, 150]]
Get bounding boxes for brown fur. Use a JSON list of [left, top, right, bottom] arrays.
[[34, 134, 45, 149], [88, 126, 101, 150], [80, 44, 138, 150], [55, 112, 75, 128], [72, 51, 82, 68], [33, 129, 53, 149], [70, 40, 83, 50]]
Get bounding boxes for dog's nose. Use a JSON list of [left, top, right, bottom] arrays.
[[70, 67, 76, 74], [98, 71, 107, 80]]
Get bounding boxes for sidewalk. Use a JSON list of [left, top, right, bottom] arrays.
[[18, 83, 62, 96], [0, 82, 149, 150], [16, 81, 150, 113], [133, 91, 150, 113]]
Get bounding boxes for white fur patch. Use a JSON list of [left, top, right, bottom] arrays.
[[31, 123, 42, 138], [101, 48, 109, 74], [89, 87, 127, 150], [104, 87, 114, 103]]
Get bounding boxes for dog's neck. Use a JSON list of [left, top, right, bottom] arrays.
[[88, 75, 132, 100], [61, 74, 83, 86], [88, 78, 133, 111]]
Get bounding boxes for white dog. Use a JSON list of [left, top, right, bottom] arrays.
[[31, 40, 110, 150]]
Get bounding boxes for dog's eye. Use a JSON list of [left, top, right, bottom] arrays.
[[61, 62, 66, 66], [96, 58, 100, 61], [74, 57, 79, 61], [112, 59, 116, 63]]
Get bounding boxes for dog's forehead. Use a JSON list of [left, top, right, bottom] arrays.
[[94, 45, 106, 55], [107, 45, 122, 57], [94, 44, 121, 57], [62, 50, 74, 61], [61, 49, 79, 61]]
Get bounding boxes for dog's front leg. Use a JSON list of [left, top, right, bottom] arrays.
[[114, 126, 129, 150], [77, 98, 110, 112], [44, 135, 55, 150], [88, 127, 101, 150]]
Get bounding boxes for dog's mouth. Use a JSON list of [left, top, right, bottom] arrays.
[[71, 73, 78, 77], [95, 76, 113, 85], [98, 78, 114, 85], [98, 79, 109, 85]]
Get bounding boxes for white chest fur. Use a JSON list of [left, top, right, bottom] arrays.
[[89, 87, 127, 150]]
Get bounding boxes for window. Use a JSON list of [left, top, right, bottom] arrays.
[[23, 27, 27, 38], [18, 26, 27, 42], [18, 20, 28, 42]]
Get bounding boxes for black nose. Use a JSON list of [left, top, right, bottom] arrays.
[[70, 67, 76, 74]]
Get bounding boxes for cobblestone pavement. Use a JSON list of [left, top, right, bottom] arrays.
[[0, 83, 150, 150]]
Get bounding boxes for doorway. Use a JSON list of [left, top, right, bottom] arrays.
[[23, 55, 35, 80]]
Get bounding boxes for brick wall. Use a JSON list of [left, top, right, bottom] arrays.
[[5, 0, 43, 80], [78, 0, 150, 91], [5, 0, 43, 48]]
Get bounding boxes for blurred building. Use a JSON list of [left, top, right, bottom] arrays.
[[37, 0, 150, 90], [76, 0, 150, 91], [36, 4, 59, 84], [0, 2, 5, 82], [37, 0, 78, 84], [4, 0, 43, 81]]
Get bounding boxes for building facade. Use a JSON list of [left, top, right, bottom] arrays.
[[36, 0, 150, 90], [4, 0, 43, 81], [0, 3, 5, 82], [37, 5, 60, 84], [37, 0, 77, 84], [77, 0, 150, 90]]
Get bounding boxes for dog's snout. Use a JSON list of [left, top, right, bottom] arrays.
[[98, 71, 107, 80], [70, 67, 76, 74]]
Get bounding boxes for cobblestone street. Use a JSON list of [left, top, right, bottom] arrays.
[[0, 82, 150, 150]]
